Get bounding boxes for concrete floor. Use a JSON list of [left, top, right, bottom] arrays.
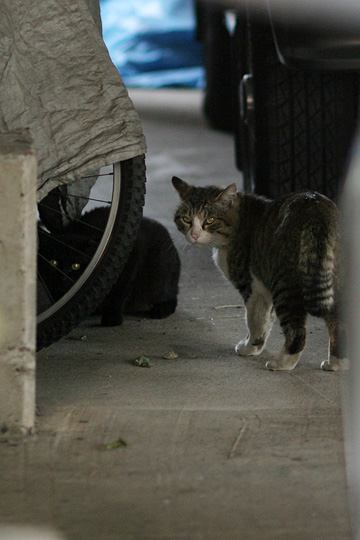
[[0, 89, 352, 539]]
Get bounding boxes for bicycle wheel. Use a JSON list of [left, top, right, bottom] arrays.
[[37, 155, 146, 350]]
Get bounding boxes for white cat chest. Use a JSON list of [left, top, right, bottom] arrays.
[[212, 247, 230, 280]]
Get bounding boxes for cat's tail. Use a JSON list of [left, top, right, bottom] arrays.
[[299, 221, 338, 317]]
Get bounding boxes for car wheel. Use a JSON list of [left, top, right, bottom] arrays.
[[197, 3, 234, 132], [235, 14, 359, 199]]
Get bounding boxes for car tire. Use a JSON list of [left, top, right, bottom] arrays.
[[198, 3, 234, 132], [236, 14, 359, 200]]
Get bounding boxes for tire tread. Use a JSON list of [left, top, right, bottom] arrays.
[[37, 155, 146, 350], [251, 23, 358, 199]]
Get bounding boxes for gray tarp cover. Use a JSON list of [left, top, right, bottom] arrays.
[[0, 0, 146, 200]]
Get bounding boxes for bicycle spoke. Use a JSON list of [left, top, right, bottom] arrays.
[[38, 202, 105, 233], [38, 229, 93, 260], [82, 172, 114, 179], [37, 270, 55, 303], [62, 194, 112, 204]]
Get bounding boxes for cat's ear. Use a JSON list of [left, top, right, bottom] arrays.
[[172, 176, 191, 199], [215, 183, 238, 204]]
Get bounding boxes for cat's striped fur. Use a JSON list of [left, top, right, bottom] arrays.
[[172, 176, 346, 371]]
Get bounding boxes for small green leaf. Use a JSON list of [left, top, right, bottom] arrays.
[[104, 438, 127, 450], [132, 356, 151, 368]]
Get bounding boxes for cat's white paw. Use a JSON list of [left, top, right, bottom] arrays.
[[321, 356, 349, 372], [235, 338, 264, 357], [265, 352, 300, 371]]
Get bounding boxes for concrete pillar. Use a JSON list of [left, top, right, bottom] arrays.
[[0, 131, 37, 434]]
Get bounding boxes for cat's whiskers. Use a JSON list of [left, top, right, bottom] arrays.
[[180, 242, 192, 254]]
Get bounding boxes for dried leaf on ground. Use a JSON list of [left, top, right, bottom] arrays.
[[162, 351, 179, 360]]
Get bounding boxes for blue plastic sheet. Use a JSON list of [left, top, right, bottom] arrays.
[[100, 0, 204, 88]]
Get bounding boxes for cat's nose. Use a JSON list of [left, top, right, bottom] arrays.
[[191, 231, 200, 241]]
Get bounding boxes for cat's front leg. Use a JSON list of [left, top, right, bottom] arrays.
[[235, 291, 273, 357]]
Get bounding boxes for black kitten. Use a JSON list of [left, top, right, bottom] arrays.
[[38, 207, 181, 326], [100, 215, 181, 326]]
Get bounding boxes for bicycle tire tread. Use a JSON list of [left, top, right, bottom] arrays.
[[37, 155, 146, 350]]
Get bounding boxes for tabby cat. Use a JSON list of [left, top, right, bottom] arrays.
[[172, 176, 346, 371]]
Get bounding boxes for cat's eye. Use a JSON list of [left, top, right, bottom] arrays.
[[50, 259, 58, 267], [72, 263, 81, 271], [182, 216, 192, 224], [205, 217, 215, 225]]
